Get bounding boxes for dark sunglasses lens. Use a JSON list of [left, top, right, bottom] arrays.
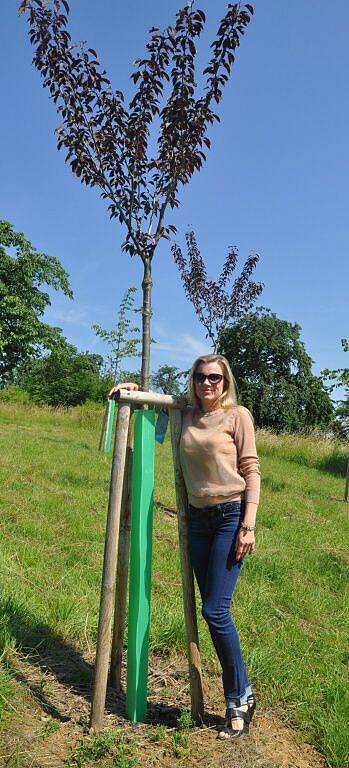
[[194, 373, 223, 384]]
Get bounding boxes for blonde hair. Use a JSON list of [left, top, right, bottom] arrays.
[[188, 354, 238, 410]]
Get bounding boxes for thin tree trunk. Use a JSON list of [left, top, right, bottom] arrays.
[[141, 258, 152, 391]]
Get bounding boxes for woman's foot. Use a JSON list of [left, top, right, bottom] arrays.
[[217, 704, 250, 740]]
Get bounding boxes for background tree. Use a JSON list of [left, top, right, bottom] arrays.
[[19, 0, 255, 388], [150, 364, 187, 395], [219, 308, 334, 432], [17, 339, 111, 407], [0, 219, 72, 386], [172, 230, 263, 351], [92, 286, 141, 383], [322, 338, 349, 438]]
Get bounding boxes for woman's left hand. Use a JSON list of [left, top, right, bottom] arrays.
[[235, 528, 255, 561]]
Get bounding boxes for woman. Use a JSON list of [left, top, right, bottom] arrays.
[[109, 353, 260, 740]]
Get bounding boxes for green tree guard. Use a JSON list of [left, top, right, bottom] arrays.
[[126, 409, 155, 722], [105, 399, 115, 454]]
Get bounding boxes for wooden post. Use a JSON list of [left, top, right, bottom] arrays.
[[110, 413, 134, 690], [169, 409, 204, 724], [90, 403, 131, 731], [345, 458, 349, 503]]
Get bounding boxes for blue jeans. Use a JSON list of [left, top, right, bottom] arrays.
[[188, 500, 252, 704]]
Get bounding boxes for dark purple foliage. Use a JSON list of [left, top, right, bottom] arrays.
[[172, 230, 263, 352], [18, 0, 254, 262]]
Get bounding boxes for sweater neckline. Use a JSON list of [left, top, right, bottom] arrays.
[[195, 406, 224, 418]]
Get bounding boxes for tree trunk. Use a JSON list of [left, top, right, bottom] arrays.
[[141, 258, 152, 391]]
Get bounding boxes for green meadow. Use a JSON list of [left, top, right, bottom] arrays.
[[0, 403, 348, 767]]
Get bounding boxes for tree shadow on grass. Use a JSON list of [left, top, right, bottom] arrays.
[[0, 594, 188, 728], [316, 452, 348, 478]]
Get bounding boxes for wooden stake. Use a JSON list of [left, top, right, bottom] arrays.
[[345, 458, 349, 503], [110, 413, 134, 690], [169, 409, 204, 724], [90, 403, 131, 731]]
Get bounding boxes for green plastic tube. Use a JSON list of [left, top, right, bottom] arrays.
[[126, 408, 155, 722], [105, 398, 115, 454]]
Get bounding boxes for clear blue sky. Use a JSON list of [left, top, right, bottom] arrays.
[[1, 1, 348, 388]]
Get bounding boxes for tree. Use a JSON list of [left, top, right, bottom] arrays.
[[18, 339, 110, 407], [150, 364, 187, 395], [92, 286, 141, 382], [219, 308, 334, 432], [322, 339, 349, 438], [172, 230, 263, 351], [19, 1, 255, 388], [0, 220, 72, 385]]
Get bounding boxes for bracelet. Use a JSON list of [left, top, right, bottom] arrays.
[[240, 522, 256, 532]]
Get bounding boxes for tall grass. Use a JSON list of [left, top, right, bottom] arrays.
[[0, 403, 348, 766]]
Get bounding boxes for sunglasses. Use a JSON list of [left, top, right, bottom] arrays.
[[193, 372, 224, 384]]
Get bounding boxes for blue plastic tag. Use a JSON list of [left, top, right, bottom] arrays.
[[155, 410, 169, 444]]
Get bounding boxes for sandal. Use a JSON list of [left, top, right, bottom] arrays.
[[247, 692, 256, 722], [217, 705, 250, 740]]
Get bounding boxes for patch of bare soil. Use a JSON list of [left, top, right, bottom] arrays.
[[0, 643, 326, 768]]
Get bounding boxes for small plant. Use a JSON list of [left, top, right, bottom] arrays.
[[176, 709, 193, 730], [145, 724, 168, 743], [92, 286, 141, 383], [108, 746, 138, 768], [171, 709, 193, 757], [67, 730, 137, 768], [43, 718, 60, 737], [67, 731, 119, 767]]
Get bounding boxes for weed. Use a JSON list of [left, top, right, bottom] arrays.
[[145, 724, 168, 743], [43, 718, 60, 737], [107, 744, 138, 768], [176, 710, 193, 730], [67, 731, 120, 766], [67, 730, 137, 768]]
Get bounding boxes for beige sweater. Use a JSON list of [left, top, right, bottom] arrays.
[[179, 405, 260, 508]]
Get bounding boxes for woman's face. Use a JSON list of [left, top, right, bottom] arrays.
[[194, 361, 225, 410]]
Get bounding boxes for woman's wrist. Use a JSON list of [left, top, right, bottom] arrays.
[[240, 521, 256, 532], [242, 501, 258, 527]]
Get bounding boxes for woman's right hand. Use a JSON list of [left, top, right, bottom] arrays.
[[108, 382, 139, 399]]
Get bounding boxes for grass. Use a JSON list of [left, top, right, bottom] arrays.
[[67, 729, 138, 768], [0, 402, 348, 767]]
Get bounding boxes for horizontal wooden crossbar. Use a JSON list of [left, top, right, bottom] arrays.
[[114, 389, 187, 410]]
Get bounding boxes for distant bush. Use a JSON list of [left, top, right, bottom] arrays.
[[0, 386, 31, 404], [17, 345, 113, 407]]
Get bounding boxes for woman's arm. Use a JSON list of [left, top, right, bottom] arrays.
[[233, 407, 260, 561]]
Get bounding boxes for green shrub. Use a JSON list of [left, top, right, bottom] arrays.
[[0, 386, 30, 404]]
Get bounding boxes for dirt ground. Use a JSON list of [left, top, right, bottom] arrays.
[[0, 644, 326, 768]]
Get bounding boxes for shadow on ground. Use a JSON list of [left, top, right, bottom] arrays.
[[1, 593, 190, 729]]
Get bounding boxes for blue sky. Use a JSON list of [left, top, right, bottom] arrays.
[[1, 1, 348, 391]]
